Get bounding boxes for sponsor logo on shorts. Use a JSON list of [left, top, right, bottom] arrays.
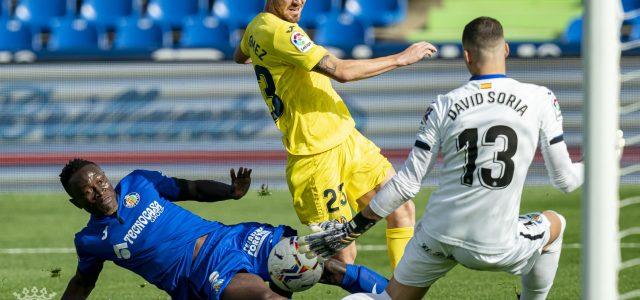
[[124, 192, 140, 208], [243, 227, 271, 257], [209, 271, 225, 293]]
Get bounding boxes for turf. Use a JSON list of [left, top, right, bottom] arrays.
[[0, 186, 638, 299], [409, 0, 583, 42]]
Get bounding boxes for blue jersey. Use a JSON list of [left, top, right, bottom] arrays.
[[74, 170, 219, 294]]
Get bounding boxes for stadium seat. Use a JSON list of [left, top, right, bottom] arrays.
[[0, 19, 32, 50], [14, 0, 69, 29], [114, 17, 164, 50], [212, 0, 264, 29], [180, 16, 231, 50], [562, 16, 582, 44], [80, 0, 133, 29], [344, 0, 407, 27], [622, 0, 640, 12], [299, 0, 341, 29], [314, 13, 373, 54], [630, 18, 640, 40], [146, 0, 200, 28], [48, 18, 99, 51]]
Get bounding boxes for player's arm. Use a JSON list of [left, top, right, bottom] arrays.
[[234, 46, 251, 64], [61, 263, 103, 300], [311, 42, 437, 83], [172, 167, 252, 202]]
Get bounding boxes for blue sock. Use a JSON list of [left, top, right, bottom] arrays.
[[340, 264, 389, 294]]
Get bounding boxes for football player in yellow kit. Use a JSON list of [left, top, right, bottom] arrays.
[[234, 0, 437, 267]]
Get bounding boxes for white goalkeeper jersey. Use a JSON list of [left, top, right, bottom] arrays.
[[370, 74, 583, 254]]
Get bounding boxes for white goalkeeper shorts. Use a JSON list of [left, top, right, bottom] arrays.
[[394, 212, 551, 287]]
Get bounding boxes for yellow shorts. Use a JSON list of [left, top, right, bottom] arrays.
[[286, 128, 394, 224]]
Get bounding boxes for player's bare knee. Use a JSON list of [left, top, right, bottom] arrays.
[[542, 210, 566, 249], [320, 258, 347, 285], [333, 243, 357, 264], [386, 200, 415, 228]]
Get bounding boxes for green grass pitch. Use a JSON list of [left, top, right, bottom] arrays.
[[0, 186, 638, 299]]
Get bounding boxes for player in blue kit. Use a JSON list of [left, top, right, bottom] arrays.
[[59, 158, 388, 300]]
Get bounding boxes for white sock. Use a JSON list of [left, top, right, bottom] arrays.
[[521, 214, 566, 300], [342, 291, 391, 300]]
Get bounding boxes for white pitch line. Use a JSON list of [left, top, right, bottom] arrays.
[[1, 243, 640, 254]]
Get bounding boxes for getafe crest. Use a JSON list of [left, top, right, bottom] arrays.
[[124, 192, 140, 208]]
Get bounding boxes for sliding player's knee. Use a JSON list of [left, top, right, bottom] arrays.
[[542, 210, 566, 252], [334, 243, 357, 264], [320, 258, 347, 285]]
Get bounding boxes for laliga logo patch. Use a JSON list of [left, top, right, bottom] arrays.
[[553, 98, 562, 120], [291, 30, 313, 53], [124, 192, 140, 208]]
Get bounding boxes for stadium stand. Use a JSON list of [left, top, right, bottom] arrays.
[[562, 16, 582, 44], [179, 15, 231, 53], [48, 18, 99, 50], [80, 0, 134, 30], [146, 0, 200, 29], [212, 0, 264, 30], [298, 0, 341, 29], [344, 0, 407, 27], [14, 0, 69, 30], [314, 12, 374, 57], [0, 19, 31, 50], [114, 17, 164, 50]]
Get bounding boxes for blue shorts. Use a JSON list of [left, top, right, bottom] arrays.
[[171, 222, 296, 300]]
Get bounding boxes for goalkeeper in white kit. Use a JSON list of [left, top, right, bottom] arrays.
[[300, 16, 626, 300]]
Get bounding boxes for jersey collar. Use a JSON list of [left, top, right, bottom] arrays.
[[469, 74, 507, 81]]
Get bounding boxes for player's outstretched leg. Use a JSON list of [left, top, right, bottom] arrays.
[[358, 169, 416, 268], [521, 210, 566, 300], [222, 273, 287, 300], [321, 258, 389, 294]]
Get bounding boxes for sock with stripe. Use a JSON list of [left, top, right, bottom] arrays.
[[340, 264, 389, 294]]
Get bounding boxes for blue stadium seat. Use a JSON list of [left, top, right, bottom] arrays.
[[315, 13, 373, 54], [212, 0, 264, 29], [344, 0, 407, 27], [630, 18, 640, 40], [14, 0, 69, 29], [0, 19, 32, 50], [114, 17, 163, 50], [146, 0, 199, 28], [622, 0, 640, 12], [48, 18, 99, 51], [562, 16, 582, 44], [299, 0, 340, 29], [180, 16, 231, 50], [80, 0, 133, 29]]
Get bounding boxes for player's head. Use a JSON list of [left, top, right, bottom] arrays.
[[462, 17, 509, 73], [265, 0, 306, 23], [60, 158, 117, 216]]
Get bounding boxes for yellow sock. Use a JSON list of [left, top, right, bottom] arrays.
[[386, 227, 414, 268]]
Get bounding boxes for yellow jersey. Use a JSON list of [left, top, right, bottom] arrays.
[[240, 12, 355, 155]]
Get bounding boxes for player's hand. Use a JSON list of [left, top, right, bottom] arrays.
[[299, 220, 352, 260], [616, 129, 625, 160], [230, 167, 252, 199], [396, 41, 438, 66]]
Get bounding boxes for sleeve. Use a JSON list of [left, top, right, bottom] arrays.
[[271, 25, 328, 71], [74, 237, 104, 276], [240, 31, 249, 56], [538, 88, 583, 193], [369, 99, 444, 218], [132, 170, 181, 200]]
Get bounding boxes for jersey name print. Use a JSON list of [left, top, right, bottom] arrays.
[[417, 75, 564, 254]]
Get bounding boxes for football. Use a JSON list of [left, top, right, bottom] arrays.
[[268, 236, 324, 292]]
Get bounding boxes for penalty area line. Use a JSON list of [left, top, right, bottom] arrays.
[[2, 243, 640, 254]]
